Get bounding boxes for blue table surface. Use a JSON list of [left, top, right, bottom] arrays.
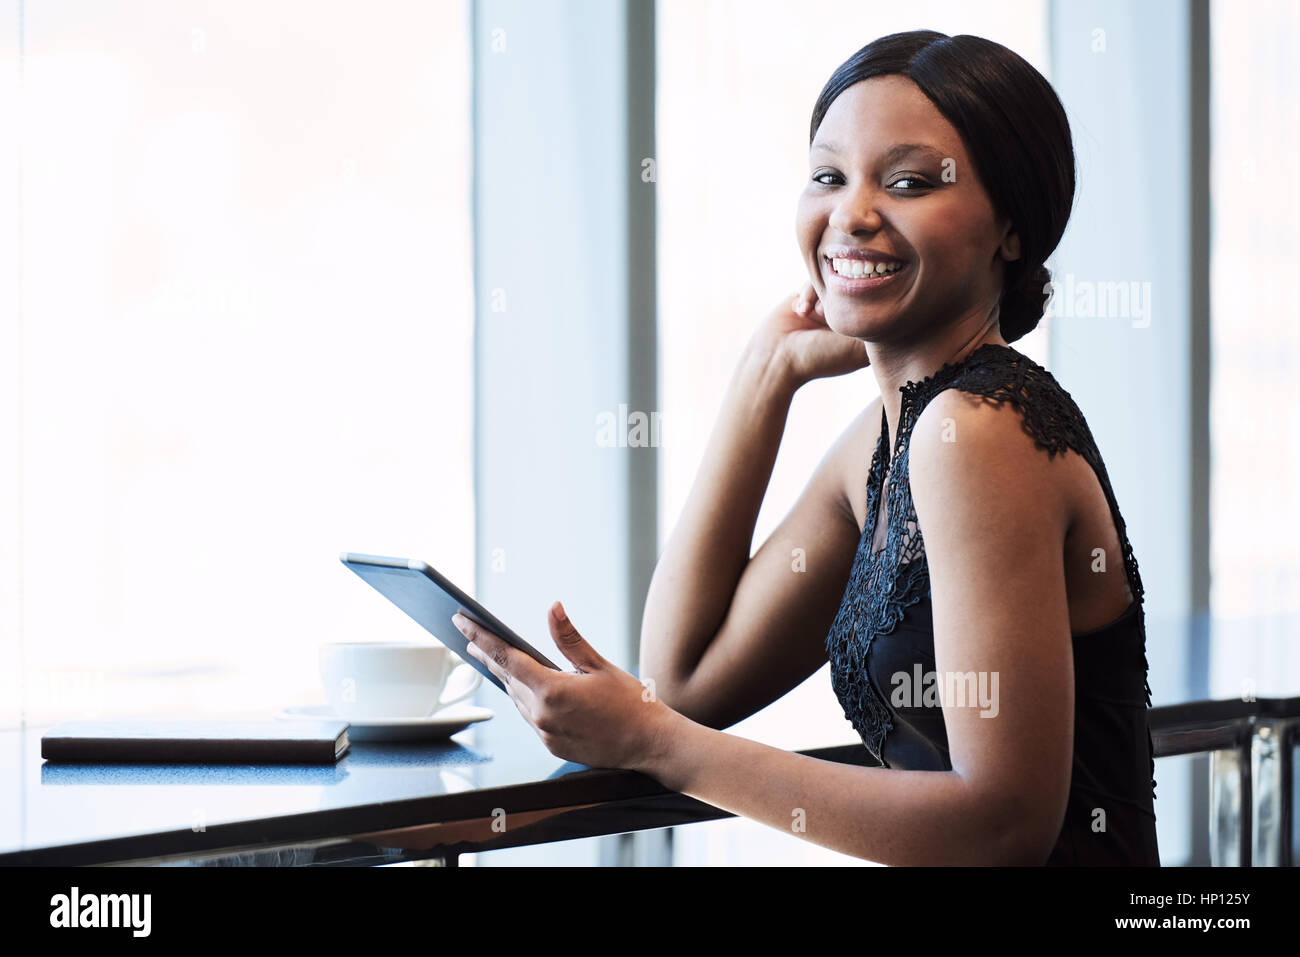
[[0, 711, 616, 862]]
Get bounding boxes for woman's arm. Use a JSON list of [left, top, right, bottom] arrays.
[[632, 715, 1036, 864], [642, 389, 877, 731], [631, 388, 1076, 865], [638, 335, 801, 705], [640, 290, 871, 728]]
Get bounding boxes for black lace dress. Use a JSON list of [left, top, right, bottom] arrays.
[[824, 343, 1160, 865]]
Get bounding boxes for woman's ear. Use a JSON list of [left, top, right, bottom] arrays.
[[998, 220, 1022, 263]]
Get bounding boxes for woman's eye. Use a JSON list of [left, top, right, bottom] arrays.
[[812, 170, 841, 186], [890, 176, 932, 191]]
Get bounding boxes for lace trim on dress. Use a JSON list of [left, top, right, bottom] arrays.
[[824, 344, 1156, 796]]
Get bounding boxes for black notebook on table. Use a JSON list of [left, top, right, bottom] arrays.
[[40, 718, 350, 764]]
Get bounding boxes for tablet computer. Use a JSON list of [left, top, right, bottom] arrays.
[[339, 552, 562, 695]]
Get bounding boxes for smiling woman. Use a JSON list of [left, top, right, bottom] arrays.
[[466, 29, 1159, 866]]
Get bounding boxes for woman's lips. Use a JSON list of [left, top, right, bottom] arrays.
[[823, 256, 909, 296]]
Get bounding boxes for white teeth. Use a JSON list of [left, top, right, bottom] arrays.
[[830, 257, 903, 278]]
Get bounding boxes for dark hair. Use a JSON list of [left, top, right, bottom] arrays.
[[809, 31, 1074, 342]]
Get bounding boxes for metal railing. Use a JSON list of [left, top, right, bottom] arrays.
[[1149, 696, 1298, 866]]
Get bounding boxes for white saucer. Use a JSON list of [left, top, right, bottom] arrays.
[[276, 704, 493, 742]]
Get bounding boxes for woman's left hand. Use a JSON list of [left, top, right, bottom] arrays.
[[452, 602, 676, 774]]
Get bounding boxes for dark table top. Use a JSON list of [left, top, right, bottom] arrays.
[[0, 714, 874, 865], [12, 695, 1283, 866]]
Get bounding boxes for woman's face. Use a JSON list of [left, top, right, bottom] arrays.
[[796, 74, 1019, 343]]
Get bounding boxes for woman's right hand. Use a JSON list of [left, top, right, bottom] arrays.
[[750, 282, 871, 392]]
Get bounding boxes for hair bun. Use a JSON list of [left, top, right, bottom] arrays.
[[999, 262, 1052, 343]]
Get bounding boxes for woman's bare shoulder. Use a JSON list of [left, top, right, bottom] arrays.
[[909, 388, 1077, 530]]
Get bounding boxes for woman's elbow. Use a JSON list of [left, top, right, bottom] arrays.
[[996, 826, 1057, 866], [988, 795, 1065, 865]]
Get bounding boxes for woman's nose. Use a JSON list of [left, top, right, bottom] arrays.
[[828, 182, 886, 236]]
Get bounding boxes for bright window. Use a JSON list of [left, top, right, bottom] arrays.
[[1208, 0, 1300, 697], [0, 1, 474, 727]]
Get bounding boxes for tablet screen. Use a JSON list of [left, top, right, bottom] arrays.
[[340, 552, 562, 694]]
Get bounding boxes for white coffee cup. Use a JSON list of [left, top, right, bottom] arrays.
[[319, 642, 483, 720]]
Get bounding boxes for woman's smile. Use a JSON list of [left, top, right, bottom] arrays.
[[823, 253, 911, 296]]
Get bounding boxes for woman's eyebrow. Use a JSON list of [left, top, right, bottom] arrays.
[[810, 141, 947, 165]]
